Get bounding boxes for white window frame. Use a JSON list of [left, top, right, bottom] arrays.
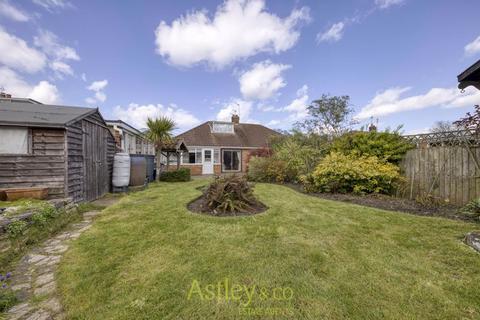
[[222, 149, 241, 172], [211, 122, 234, 133]]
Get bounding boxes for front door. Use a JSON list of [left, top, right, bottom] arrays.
[[202, 148, 214, 174]]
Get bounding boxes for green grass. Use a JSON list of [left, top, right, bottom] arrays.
[[57, 180, 480, 319]]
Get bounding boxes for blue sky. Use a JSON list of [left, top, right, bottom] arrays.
[[1, 0, 480, 134]]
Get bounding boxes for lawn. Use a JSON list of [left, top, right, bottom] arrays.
[[57, 179, 480, 319]]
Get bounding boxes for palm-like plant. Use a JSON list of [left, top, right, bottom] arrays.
[[145, 116, 176, 181]]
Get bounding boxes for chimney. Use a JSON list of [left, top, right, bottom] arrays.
[[231, 113, 240, 124]]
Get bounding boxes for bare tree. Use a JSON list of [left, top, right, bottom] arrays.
[[453, 105, 480, 131], [430, 120, 458, 133]]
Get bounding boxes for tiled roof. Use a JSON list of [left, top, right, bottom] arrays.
[[176, 121, 280, 148]]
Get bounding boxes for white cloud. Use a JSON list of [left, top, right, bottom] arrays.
[[284, 85, 309, 119], [87, 79, 108, 92], [465, 35, 480, 56], [239, 60, 290, 100], [113, 103, 201, 131], [374, 0, 405, 9], [0, 27, 46, 73], [317, 22, 345, 43], [216, 98, 253, 122], [356, 86, 480, 119], [0, 0, 29, 21], [267, 119, 280, 126], [49, 61, 73, 76], [154, 0, 310, 68], [34, 30, 79, 61], [29, 81, 60, 104], [81, 73, 87, 82], [33, 30, 79, 76], [0, 67, 59, 104], [32, 0, 72, 12], [85, 79, 108, 104]]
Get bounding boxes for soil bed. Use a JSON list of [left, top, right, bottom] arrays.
[[187, 195, 267, 217], [285, 184, 474, 222]]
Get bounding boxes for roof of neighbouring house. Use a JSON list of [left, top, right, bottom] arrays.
[[458, 59, 480, 90], [0, 98, 97, 127], [176, 121, 281, 148], [105, 119, 146, 136]]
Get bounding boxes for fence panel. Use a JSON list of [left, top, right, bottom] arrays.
[[400, 145, 480, 205]]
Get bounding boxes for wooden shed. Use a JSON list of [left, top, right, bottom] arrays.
[[0, 97, 116, 202]]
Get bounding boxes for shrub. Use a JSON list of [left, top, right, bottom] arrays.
[[309, 152, 402, 194], [6, 220, 28, 239], [247, 156, 289, 183], [159, 168, 191, 182], [273, 140, 324, 181], [0, 289, 17, 313], [204, 175, 262, 215], [458, 199, 480, 220], [331, 130, 414, 164]]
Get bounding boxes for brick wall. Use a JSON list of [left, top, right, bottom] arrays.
[[167, 165, 202, 175], [241, 149, 252, 173]]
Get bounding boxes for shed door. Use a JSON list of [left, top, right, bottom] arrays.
[[83, 121, 110, 201]]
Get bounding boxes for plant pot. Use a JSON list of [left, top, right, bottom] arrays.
[[3, 188, 49, 201]]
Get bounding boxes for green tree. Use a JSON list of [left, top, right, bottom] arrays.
[[331, 129, 414, 165], [296, 95, 355, 136], [145, 116, 176, 180]]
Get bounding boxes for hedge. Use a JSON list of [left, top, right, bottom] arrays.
[[159, 168, 191, 182]]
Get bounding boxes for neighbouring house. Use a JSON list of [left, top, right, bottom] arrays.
[[458, 59, 480, 91], [106, 120, 155, 155], [0, 95, 116, 202], [174, 114, 280, 175]]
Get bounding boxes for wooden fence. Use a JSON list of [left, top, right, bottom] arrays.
[[400, 130, 480, 205]]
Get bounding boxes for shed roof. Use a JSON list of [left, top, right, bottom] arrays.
[[176, 121, 280, 148], [0, 99, 97, 127], [458, 59, 480, 90]]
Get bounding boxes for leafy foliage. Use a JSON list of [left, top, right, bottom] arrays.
[[247, 156, 289, 183], [307, 152, 402, 194], [159, 168, 191, 182], [330, 130, 414, 164], [204, 175, 262, 215], [0, 289, 17, 312], [248, 130, 329, 183], [6, 220, 28, 239], [295, 94, 356, 135], [458, 198, 480, 220], [145, 116, 176, 181]]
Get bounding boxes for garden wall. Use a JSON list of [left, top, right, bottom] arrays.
[[401, 145, 480, 205]]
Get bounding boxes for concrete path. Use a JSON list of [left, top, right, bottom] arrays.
[[5, 207, 109, 320]]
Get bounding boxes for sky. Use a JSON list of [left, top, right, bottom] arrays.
[[0, 0, 480, 134]]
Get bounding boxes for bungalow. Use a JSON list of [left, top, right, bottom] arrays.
[[106, 120, 155, 155], [175, 114, 280, 175], [0, 95, 115, 202]]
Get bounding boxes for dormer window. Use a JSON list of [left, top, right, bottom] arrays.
[[211, 122, 234, 133]]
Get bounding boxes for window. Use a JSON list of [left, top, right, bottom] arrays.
[[212, 122, 234, 133], [214, 149, 220, 164], [0, 127, 29, 154], [204, 149, 212, 162], [182, 148, 202, 164], [222, 149, 241, 171]]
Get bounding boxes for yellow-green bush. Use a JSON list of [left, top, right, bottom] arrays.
[[308, 152, 402, 194], [247, 156, 289, 183]]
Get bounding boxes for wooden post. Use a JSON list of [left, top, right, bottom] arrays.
[[166, 152, 170, 171]]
